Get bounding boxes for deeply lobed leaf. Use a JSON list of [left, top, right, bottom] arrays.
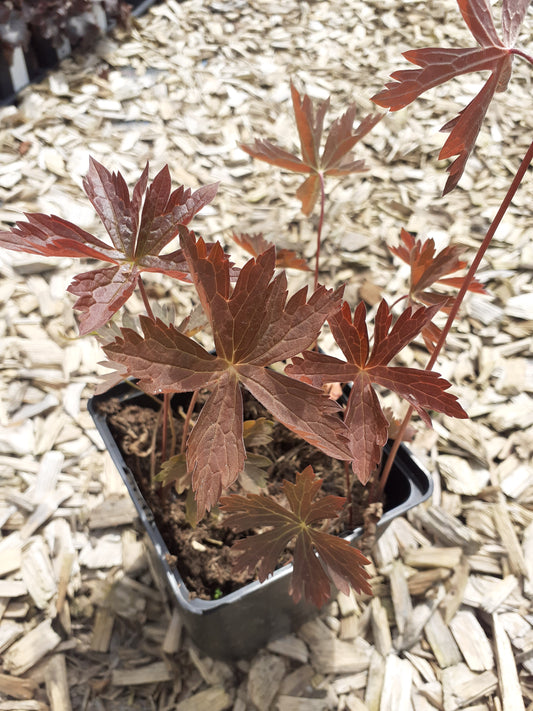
[[372, 0, 528, 192], [390, 228, 487, 349], [0, 159, 218, 334], [287, 300, 468, 483], [241, 82, 381, 214], [221, 466, 372, 607], [104, 234, 352, 516]]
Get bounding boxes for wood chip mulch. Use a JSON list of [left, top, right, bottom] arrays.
[[0, 1, 532, 709]]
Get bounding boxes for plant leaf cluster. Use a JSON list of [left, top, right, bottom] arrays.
[[2, 0, 528, 604], [0, 158, 218, 334]]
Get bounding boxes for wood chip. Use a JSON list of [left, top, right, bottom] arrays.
[[441, 664, 498, 710], [414, 507, 481, 553], [21, 537, 56, 609], [162, 608, 183, 655], [0, 673, 38, 701], [491, 499, 528, 577], [0, 581, 27, 598], [276, 697, 331, 711], [370, 597, 392, 657], [449, 609, 494, 671], [440, 558, 470, 625], [379, 655, 412, 711], [437, 456, 490, 496], [111, 661, 173, 686], [3, 619, 61, 675], [364, 649, 385, 711], [492, 613, 525, 711], [0, 701, 49, 711], [0, 544, 22, 578], [44, 654, 72, 711], [247, 653, 286, 711], [389, 560, 413, 638], [175, 687, 233, 711], [299, 618, 372, 674], [404, 547, 463, 570], [463, 575, 519, 614], [90, 607, 115, 653], [87, 494, 137, 528], [19, 486, 73, 541], [0, 621, 24, 654], [424, 608, 462, 669], [267, 634, 308, 664]]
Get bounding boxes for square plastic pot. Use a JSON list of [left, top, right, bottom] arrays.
[[88, 379, 433, 660]]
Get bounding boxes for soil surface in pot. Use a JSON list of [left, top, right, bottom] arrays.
[[97, 388, 373, 600]]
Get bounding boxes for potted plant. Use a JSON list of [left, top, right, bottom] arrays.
[[0, 0, 129, 103], [0, 0, 530, 660]]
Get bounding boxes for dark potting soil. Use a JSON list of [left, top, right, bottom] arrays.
[[97, 389, 371, 600]]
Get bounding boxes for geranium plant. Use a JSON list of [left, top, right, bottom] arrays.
[[1, 0, 530, 609]]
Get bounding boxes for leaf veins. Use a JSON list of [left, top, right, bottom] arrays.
[[220, 466, 372, 608], [240, 82, 382, 215], [390, 228, 487, 350], [103, 229, 352, 517], [372, 0, 530, 193], [286, 300, 468, 484], [0, 158, 218, 334]]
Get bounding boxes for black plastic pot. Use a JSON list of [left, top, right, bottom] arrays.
[[88, 379, 433, 660], [0, 0, 162, 106]]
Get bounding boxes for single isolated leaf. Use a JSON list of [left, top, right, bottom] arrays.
[[103, 229, 352, 517], [0, 158, 218, 334], [155, 452, 190, 492], [232, 232, 310, 271], [243, 417, 275, 447], [390, 228, 487, 349], [238, 454, 272, 494], [372, 0, 530, 193], [241, 82, 382, 214], [220, 466, 372, 607], [287, 300, 468, 484]]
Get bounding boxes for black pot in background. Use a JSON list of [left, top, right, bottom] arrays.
[[88, 379, 433, 660]]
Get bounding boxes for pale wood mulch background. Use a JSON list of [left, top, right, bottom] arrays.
[[0, 0, 532, 709]]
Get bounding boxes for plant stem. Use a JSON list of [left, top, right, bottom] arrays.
[[313, 172, 326, 292], [390, 294, 409, 309], [169, 406, 177, 458], [149, 406, 163, 484], [138, 277, 155, 321], [161, 393, 169, 464], [181, 389, 199, 454], [510, 47, 533, 66], [375, 138, 533, 501], [138, 277, 174, 468], [344, 460, 354, 530]]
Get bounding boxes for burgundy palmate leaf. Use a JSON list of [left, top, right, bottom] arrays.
[[104, 231, 351, 516], [220, 466, 372, 607], [390, 228, 487, 349], [286, 300, 468, 483], [103, 315, 228, 394], [372, 0, 528, 193], [232, 232, 310, 271], [0, 158, 218, 334], [241, 82, 382, 214]]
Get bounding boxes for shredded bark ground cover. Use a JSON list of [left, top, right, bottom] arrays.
[[0, 0, 532, 709]]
